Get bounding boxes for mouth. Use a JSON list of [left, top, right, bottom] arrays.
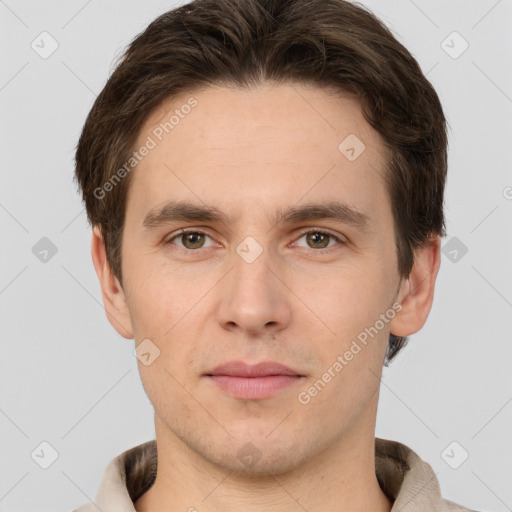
[[204, 360, 305, 400]]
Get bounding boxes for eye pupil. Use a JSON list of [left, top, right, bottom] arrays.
[[183, 232, 204, 249], [307, 232, 329, 248]]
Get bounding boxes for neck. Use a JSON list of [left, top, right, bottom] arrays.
[[134, 417, 393, 512]]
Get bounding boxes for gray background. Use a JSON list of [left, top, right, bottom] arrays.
[[1, 1, 511, 511]]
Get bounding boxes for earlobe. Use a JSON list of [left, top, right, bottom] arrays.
[[389, 236, 441, 338], [91, 226, 134, 339]]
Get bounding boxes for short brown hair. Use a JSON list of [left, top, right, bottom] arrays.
[[74, 0, 448, 365]]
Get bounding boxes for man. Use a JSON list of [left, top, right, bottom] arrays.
[[73, 0, 477, 510]]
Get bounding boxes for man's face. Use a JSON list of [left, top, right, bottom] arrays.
[[114, 83, 408, 474]]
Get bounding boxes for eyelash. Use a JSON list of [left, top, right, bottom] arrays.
[[165, 228, 344, 255]]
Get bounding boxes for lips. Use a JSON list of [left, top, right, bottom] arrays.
[[204, 361, 305, 400], [205, 360, 303, 378]]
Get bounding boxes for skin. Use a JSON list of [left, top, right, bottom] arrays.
[[91, 82, 440, 512]]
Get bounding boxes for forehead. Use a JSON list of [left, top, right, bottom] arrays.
[[127, 82, 391, 231]]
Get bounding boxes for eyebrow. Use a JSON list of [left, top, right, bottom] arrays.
[[142, 200, 374, 233]]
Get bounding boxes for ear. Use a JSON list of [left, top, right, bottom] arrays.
[[91, 225, 134, 339], [389, 235, 441, 337]]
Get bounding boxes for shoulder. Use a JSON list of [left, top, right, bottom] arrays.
[[72, 440, 157, 512], [375, 437, 479, 512]]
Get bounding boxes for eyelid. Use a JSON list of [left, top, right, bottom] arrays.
[[291, 227, 346, 251], [295, 227, 346, 242], [165, 227, 218, 249]]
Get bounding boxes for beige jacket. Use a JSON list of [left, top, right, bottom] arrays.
[[73, 437, 477, 511]]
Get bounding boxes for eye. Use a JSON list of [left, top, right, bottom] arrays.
[[292, 228, 344, 252], [165, 229, 216, 251], [164, 227, 345, 255]]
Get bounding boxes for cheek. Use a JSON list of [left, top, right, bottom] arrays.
[[310, 261, 391, 336], [301, 264, 393, 410], [137, 359, 196, 430], [123, 254, 192, 336], [125, 264, 205, 372]]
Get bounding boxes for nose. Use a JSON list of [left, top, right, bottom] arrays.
[[215, 238, 292, 336]]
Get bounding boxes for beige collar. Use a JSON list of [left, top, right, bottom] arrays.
[[78, 437, 475, 511]]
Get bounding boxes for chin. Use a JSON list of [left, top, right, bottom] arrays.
[[204, 430, 310, 476]]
